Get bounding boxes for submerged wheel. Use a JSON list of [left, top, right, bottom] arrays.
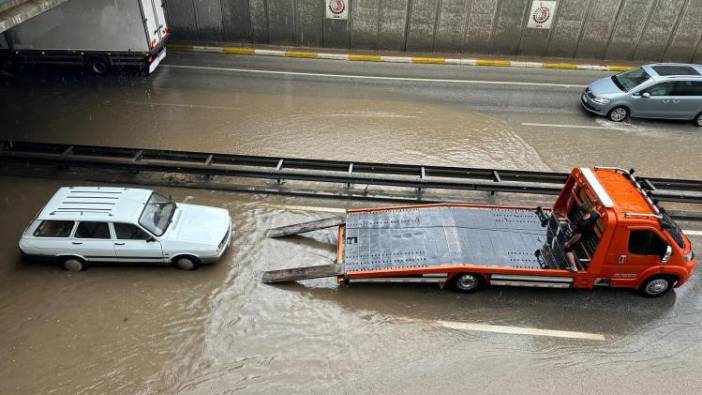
[[695, 112, 702, 127], [86, 56, 110, 75], [639, 276, 674, 297], [174, 256, 200, 271], [608, 106, 629, 122], [62, 257, 85, 272], [449, 273, 483, 293]]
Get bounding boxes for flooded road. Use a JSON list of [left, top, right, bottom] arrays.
[[1, 53, 702, 394]]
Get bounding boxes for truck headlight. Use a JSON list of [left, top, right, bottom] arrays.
[[592, 97, 610, 105]]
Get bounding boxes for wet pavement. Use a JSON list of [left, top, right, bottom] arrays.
[[1, 53, 702, 394]]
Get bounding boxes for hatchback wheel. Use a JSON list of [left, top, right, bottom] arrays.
[[608, 106, 629, 122], [174, 256, 200, 271], [62, 257, 85, 272]]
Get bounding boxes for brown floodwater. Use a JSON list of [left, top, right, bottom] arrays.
[[2, 64, 702, 393]]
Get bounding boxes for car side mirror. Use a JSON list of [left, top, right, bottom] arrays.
[[661, 245, 672, 263], [147, 236, 157, 243], [642, 92, 651, 98]]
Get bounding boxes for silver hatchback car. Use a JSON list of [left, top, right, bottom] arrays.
[[581, 63, 702, 126]]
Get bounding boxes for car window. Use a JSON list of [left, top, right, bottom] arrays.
[[139, 192, 176, 236], [612, 67, 651, 91], [34, 220, 74, 237], [628, 230, 668, 256], [672, 81, 702, 96], [644, 82, 675, 96], [114, 223, 151, 240], [75, 221, 111, 239]]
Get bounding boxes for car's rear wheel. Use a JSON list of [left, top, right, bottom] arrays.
[[174, 256, 200, 271], [608, 106, 629, 122], [695, 112, 702, 127], [61, 257, 86, 272], [449, 273, 483, 293]]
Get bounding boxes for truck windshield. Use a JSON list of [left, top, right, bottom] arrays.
[[612, 67, 651, 92], [139, 192, 176, 236], [661, 213, 685, 249]]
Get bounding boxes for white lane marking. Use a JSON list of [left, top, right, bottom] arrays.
[[684, 230, 702, 236], [431, 320, 606, 341], [125, 100, 238, 111], [163, 64, 586, 89], [521, 122, 613, 130], [255, 204, 347, 213]]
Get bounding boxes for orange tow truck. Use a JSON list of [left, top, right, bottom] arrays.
[[263, 167, 697, 297]]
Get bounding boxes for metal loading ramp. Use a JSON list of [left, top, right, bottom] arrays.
[[344, 207, 546, 272]]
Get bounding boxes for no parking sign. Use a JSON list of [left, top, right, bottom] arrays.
[[326, 0, 349, 20], [527, 1, 558, 29]]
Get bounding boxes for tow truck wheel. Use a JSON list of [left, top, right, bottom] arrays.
[[174, 256, 200, 271], [639, 276, 674, 297], [608, 106, 629, 122], [86, 56, 110, 76], [61, 257, 85, 272], [449, 273, 483, 293]]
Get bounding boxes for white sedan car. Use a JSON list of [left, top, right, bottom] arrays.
[[19, 187, 232, 271]]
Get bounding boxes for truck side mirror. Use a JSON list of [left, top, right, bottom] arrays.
[[661, 245, 672, 263]]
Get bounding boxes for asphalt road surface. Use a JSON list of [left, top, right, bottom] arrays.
[[0, 52, 701, 394]]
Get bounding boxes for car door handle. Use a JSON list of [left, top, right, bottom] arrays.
[[72, 241, 83, 245], [672, 100, 680, 103], [662, 100, 670, 103], [114, 242, 125, 246]]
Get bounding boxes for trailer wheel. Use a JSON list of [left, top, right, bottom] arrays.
[[638, 276, 675, 297], [449, 273, 483, 293], [86, 56, 110, 76]]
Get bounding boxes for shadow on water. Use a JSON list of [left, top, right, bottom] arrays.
[[271, 280, 677, 337]]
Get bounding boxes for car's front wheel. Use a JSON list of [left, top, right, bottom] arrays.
[[608, 106, 629, 122], [695, 112, 702, 127], [61, 257, 86, 272], [174, 256, 200, 271]]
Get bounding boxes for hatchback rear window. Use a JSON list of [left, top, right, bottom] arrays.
[[34, 220, 74, 237]]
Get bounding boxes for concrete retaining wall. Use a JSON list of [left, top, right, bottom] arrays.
[[163, 0, 702, 62]]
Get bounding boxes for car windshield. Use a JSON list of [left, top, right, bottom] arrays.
[[139, 192, 176, 236], [612, 67, 651, 92]]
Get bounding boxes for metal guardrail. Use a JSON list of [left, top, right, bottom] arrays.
[[2, 140, 702, 217]]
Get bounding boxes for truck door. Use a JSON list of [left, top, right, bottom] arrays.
[[602, 227, 668, 287], [139, 0, 161, 49]]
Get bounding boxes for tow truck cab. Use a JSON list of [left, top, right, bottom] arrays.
[[552, 167, 696, 291]]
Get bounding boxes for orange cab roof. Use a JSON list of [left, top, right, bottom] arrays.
[[592, 168, 653, 216]]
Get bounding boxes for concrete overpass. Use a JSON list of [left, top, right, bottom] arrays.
[[0, 0, 69, 33]]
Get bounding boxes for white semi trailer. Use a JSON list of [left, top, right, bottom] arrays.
[[0, 0, 169, 75]]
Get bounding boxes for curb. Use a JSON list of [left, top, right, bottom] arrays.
[[168, 44, 633, 73]]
